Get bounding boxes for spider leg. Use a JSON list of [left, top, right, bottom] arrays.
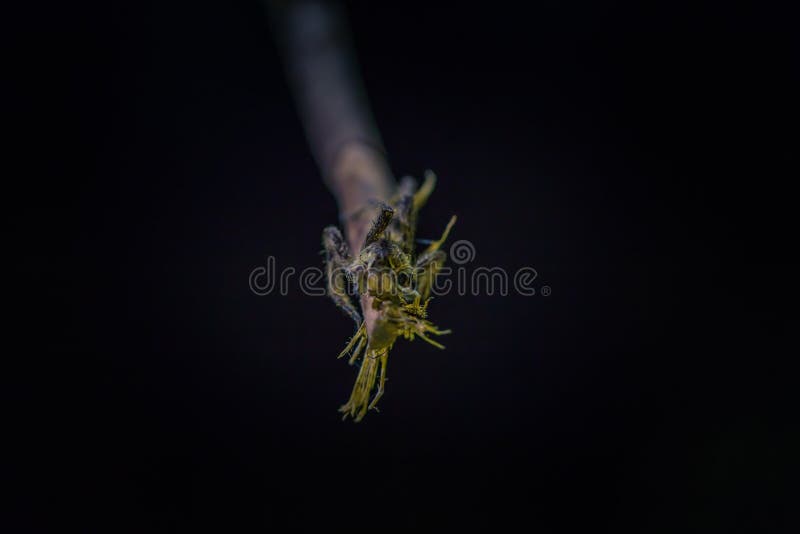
[[368, 350, 388, 411], [387, 171, 435, 253], [348, 334, 366, 365], [339, 347, 382, 421], [390, 175, 418, 203], [386, 193, 414, 252], [323, 225, 351, 260], [413, 170, 437, 211], [364, 201, 394, 246], [337, 322, 366, 360], [415, 249, 446, 301], [420, 215, 457, 256], [323, 226, 361, 325]]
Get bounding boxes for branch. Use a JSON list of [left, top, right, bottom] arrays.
[[270, 0, 393, 337]]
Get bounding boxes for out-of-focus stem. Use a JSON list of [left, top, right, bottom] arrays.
[[270, 0, 393, 338]]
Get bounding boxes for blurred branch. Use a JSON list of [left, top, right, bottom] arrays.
[[269, 0, 394, 340], [269, 0, 394, 251]]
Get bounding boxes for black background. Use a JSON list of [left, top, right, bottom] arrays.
[[12, 1, 797, 531]]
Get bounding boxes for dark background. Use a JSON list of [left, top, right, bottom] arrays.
[[12, 1, 796, 531]]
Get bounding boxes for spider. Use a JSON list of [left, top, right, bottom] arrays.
[[322, 170, 456, 421]]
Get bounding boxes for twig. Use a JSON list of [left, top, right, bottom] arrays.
[[270, 0, 393, 339]]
